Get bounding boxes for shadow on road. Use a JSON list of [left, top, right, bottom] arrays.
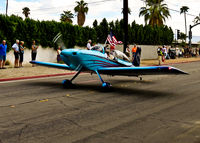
[[27, 79, 172, 99]]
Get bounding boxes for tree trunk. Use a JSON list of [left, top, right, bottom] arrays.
[[184, 12, 187, 42], [6, 0, 8, 16], [77, 12, 85, 26]]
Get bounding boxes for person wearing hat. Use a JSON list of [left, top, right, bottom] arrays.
[[87, 39, 92, 50], [0, 40, 7, 69]]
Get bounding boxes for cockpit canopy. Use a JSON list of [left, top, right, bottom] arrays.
[[91, 44, 130, 62], [91, 45, 104, 53]]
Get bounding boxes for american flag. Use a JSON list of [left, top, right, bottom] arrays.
[[106, 32, 123, 46]]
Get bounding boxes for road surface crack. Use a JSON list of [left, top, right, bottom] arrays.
[[63, 118, 82, 128], [0, 99, 37, 108], [18, 124, 29, 143], [55, 99, 80, 110]]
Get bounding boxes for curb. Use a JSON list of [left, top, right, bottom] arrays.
[[155, 59, 200, 66], [0, 72, 75, 82], [0, 59, 199, 82]]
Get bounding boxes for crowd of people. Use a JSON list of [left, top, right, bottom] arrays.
[[1, 38, 200, 69], [0, 39, 38, 69], [157, 45, 200, 65]]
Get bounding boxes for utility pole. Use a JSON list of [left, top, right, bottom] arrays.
[[6, 0, 8, 16], [189, 23, 200, 48], [123, 0, 128, 53]]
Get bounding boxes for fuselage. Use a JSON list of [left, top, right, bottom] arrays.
[[60, 49, 132, 71]]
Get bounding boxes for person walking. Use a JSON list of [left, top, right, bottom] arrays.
[[87, 40, 92, 50], [12, 39, 20, 68], [19, 41, 25, 67], [0, 40, 7, 69], [31, 40, 38, 67]]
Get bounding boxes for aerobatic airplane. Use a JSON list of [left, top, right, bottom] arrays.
[[30, 45, 187, 88]]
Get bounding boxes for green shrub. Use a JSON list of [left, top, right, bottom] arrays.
[[0, 14, 174, 53]]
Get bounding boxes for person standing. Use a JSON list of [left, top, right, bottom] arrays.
[[87, 40, 92, 50], [131, 44, 137, 62], [31, 40, 38, 67], [0, 40, 7, 69], [19, 41, 25, 67], [12, 39, 20, 68], [157, 46, 163, 65], [125, 44, 130, 58], [132, 47, 141, 67], [57, 46, 62, 63]]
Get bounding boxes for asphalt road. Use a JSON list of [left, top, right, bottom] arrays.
[[0, 62, 200, 143]]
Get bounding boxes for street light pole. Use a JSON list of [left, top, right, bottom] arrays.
[[123, 0, 128, 53], [6, 0, 8, 16]]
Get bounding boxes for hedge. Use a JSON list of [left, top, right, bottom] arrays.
[[0, 14, 174, 52]]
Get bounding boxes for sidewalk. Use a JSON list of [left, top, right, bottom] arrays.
[[1, 57, 200, 81], [141, 57, 200, 66], [0, 65, 74, 80]]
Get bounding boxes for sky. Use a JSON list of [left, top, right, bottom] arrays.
[[0, 0, 200, 42]]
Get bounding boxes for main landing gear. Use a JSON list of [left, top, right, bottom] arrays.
[[62, 68, 111, 89], [62, 68, 82, 88], [96, 70, 111, 88]]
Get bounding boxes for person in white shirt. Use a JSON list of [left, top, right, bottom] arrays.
[[87, 40, 92, 50], [12, 39, 20, 68]]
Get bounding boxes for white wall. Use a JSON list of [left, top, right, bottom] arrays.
[[6, 45, 159, 65], [6, 46, 57, 65], [115, 45, 159, 60]]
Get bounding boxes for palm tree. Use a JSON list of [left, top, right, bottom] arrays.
[[22, 7, 30, 18], [180, 6, 189, 38], [74, 0, 88, 26], [60, 10, 74, 23], [139, 0, 170, 26], [6, 0, 8, 16], [194, 13, 200, 24], [121, 7, 131, 15]]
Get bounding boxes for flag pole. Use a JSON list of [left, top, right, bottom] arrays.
[[104, 35, 108, 47]]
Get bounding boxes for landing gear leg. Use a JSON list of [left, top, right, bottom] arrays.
[[62, 68, 82, 88], [95, 70, 111, 88]]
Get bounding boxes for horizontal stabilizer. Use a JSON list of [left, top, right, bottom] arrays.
[[98, 66, 188, 76], [30, 61, 70, 70]]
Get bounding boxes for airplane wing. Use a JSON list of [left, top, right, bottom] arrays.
[[30, 61, 71, 70], [97, 66, 188, 76]]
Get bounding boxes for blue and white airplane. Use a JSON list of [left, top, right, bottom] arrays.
[[30, 45, 187, 88]]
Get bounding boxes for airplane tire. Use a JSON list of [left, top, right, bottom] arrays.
[[62, 80, 75, 88], [102, 82, 111, 88]]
